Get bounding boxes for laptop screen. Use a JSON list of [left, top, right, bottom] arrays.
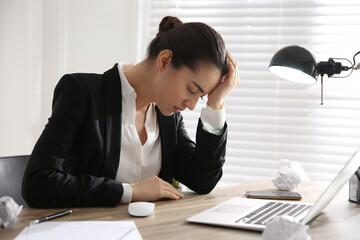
[[301, 147, 360, 224]]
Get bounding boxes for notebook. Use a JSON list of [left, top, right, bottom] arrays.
[[187, 147, 360, 231], [14, 221, 143, 240]]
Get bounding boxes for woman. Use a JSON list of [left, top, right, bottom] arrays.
[[22, 16, 239, 207]]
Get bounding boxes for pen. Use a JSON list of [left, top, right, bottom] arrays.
[[32, 210, 72, 224]]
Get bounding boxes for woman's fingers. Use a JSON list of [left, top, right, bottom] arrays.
[[130, 176, 184, 202], [225, 51, 240, 86], [164, 189, 183, 200], [163, 181, 184, 199]]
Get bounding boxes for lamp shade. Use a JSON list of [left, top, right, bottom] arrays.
[[269, 45, 318, 84]]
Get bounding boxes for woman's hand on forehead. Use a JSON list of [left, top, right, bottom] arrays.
[[206, 51, 240, 110]]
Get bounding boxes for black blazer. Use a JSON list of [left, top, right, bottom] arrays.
[[22, 64, 227, 208]]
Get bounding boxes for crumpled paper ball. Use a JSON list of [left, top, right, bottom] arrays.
[[262, 216, 311, 240], [272, 165, 301, 191], [0, 196, 23, 228]]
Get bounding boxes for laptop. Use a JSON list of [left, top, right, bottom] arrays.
[[187, 147, 360, 231]]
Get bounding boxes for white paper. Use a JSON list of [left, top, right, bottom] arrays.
[[289, 161, 310, 181], [0, 196, 23, 228], [272, 165, 301, 191], [262, 216, 311, 240], [13, 226, 29, 240], [279, 159, 310, 181], [14, 221, 142, 240]]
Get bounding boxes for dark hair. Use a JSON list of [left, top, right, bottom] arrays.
[[147, 16, 228, 77]]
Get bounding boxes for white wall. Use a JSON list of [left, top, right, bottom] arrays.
[[0, 0, 140, 156]]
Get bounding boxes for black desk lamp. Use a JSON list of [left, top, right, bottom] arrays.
[[268, 45, 360, 104]]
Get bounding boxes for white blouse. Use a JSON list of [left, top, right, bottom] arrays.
[[115, 63, 225, 203], [115, 62, 162, 184]]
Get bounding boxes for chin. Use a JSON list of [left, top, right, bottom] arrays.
[[156, 105, 173, 116]]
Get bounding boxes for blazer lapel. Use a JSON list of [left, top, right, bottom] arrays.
[[102, 64, 122, 179], [156, 107, 177, 183]]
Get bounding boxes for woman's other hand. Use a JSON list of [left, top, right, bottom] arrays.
[[130, 176, 184, 202], [207, 51, 240, 110]]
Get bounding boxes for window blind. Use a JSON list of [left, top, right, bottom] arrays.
[[145, 0, 360, 185]]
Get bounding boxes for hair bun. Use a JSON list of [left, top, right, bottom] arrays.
[[157, 16, 182, 37]]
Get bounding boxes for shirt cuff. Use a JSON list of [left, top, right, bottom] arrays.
[[120, 183, 132, 203], [200, 104, 226, 136]]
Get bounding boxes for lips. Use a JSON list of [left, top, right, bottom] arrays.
[[173, 106, 184, 113]]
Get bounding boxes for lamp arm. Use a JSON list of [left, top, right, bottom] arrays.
[[351, 51, 360, 69], [355, 64, 360, 71]]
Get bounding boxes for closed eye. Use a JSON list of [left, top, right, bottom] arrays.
[[188, 87, 205, 100], [188, 88, 195, 95]]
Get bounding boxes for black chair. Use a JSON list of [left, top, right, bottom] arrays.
[[0, 155, 30, 208]]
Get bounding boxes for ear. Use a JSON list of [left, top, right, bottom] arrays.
[[156, 50, 172, 72]]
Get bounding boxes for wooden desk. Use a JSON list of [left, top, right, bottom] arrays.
[[1, 181, 359, 240]]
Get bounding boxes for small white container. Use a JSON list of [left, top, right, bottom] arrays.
[[349, 168, 360, 203]]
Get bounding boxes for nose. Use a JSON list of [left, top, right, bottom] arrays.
[[184, 96, 199, 110]]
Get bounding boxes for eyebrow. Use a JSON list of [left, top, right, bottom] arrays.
[[192, 81, 205, 93]]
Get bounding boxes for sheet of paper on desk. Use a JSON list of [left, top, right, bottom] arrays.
[[14, 221, 142, 240]]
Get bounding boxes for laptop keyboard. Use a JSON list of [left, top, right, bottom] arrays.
[[235, 201, 312, 225]]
